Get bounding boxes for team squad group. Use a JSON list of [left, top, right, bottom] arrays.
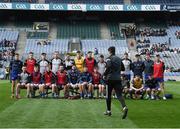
[[9, 50, 166, 100]]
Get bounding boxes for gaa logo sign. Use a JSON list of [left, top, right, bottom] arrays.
[[89, 5, 101, 10], [34, 4, 45, 9], [126, 5, 138, 10], [15, 4, 27, 9], [144, 5, 156, 10], [31, 4, 49, 10], [0, 3, 8, 9], [52, 4, 64, 10], [142, 5, 160, 11], [104, 5, 123, 11], [108, 5, 119, 10], [71, 4, 82, 10]]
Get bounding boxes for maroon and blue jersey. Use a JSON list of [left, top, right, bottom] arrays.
[[30, 72, 42, 84], [43, 71, 55, 84]]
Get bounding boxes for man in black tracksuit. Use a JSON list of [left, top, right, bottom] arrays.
[[103, 46, 128, 119]]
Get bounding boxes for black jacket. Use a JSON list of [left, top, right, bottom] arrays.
[[104, 55, 125, 81]]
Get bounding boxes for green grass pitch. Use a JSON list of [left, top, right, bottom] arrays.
[[0, 80, 180, 128]]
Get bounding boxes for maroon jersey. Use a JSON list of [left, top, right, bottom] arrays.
[[31, 72, 41, 84], [44, 71, 54, 84], [153, 61, 165, 78], [85, 58, 95, 74], [25, 58, 36, 74], [92, 72, 101, 85], [56, 71, 67, 85]]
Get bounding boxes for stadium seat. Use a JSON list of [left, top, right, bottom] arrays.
[[108, 22, 124, 40], [24, 39, 68, 58], [57, 21, 100, 39], [81, 39, 128, 55], [0, 31, 19, 41]]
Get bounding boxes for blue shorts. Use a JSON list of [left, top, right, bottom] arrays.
[[10, 72, 19, 81], [155, 78, 164, 83], [125, 74, 131, 81], [144, 85, 160, 90], [144, 74, 152, 80]]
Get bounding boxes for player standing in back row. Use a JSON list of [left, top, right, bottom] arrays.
[[51, 51, 63, 74], [85, 51, 96, 74], [122, 52, 132, 81], [24, 52, 36, 74], [38, 53, 49, 74], [153, 54, 166, 100], [74, 51, 84, 73]]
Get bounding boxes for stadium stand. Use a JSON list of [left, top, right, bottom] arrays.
[[45, 0, 124, 4], [24, 39, 68, 57], [108, 22, 124, 40], [27, 32, 49, 39], [24, 39, 128, 58], [57, 21, 100, 39], [0, 66, 5, 79], [140, 26, 180, 48], [159, 51, 180, 70], [135, 23, 180, 71], [0, 31, 19, 41], [0, 31, 19, 78], [82, 39, 128, 55]]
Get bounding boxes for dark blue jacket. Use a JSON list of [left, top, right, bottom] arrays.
[[68, 70, 80, 84], [131, 61, 145, 77], [79, 72, 92, 83]]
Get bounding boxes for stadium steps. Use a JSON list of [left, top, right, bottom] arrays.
[[100, 22, 110, 39], [124, 0, 131, 4], [126, 38, 137, 61], [130, 50, 138, 62], [16, 31, 27, 58], [39, 0, 45, 3], [49, 22, 57, 39]]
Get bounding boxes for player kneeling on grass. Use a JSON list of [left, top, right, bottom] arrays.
[[29, 64, 43, 98], [41, 65, 56, 98], [55, 65, 68, 98], [67, 65, 80, 97], [144, 75, 161, 100], [16, 66, 31, 99], [79, 67, 93, 99], [130, 75, 144, 99], [92, 67, 105, 98]]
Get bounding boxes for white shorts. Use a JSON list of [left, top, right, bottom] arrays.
[[31, 83, 41, 87], [70, 83, 79, 88]]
